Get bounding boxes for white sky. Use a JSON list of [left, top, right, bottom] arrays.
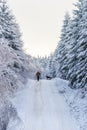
[[8, 0, 77, 57]]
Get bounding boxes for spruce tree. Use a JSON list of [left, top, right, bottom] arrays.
[[56, 13, 71, 79], [56, 0, 87, 89], [0, 0, 22, 51], [73, 0, 87, 88]]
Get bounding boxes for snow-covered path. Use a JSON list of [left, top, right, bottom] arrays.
[[8, 79, 79, 130]]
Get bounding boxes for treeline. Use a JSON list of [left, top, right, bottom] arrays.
[[40, 0, 87, 89]]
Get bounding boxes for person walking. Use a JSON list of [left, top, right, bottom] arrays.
[[36, 72, 41, 81]]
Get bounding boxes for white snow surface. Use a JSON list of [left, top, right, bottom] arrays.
[[7, 78, 80, 130], [55, 78, 87, 130]]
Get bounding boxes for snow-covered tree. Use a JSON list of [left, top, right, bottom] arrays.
[[66, 4, 83, 81], [66, 0, 87, 89], [0, 0, 22, 51], [37, 56, 49, 78], [47, 54, 56, 78], [55, 13, 71, 79], [55, 0, 87, 89], [72, 0, 87, 88]]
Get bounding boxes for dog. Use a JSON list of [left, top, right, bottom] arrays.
[[46, 76, 52, 80]]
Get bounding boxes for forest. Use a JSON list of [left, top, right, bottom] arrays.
[[0, 0, 87, 130]]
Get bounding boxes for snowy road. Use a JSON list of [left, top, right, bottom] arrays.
[[8, 79, 79, 130]]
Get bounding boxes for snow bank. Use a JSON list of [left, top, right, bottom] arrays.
[[55, 78, 87, 130], [0, 45, 28, 129]]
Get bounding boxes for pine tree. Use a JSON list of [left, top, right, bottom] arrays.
[[0, 0, 22, 51], [48, 54, 56, 78], [56, 0, 87, 89], [55, 13, 71, 79], [73, 0, 87, 88], [66, 0, 87, 88]]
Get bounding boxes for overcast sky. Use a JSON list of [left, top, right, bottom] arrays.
[[8, 0, 77, 57]]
